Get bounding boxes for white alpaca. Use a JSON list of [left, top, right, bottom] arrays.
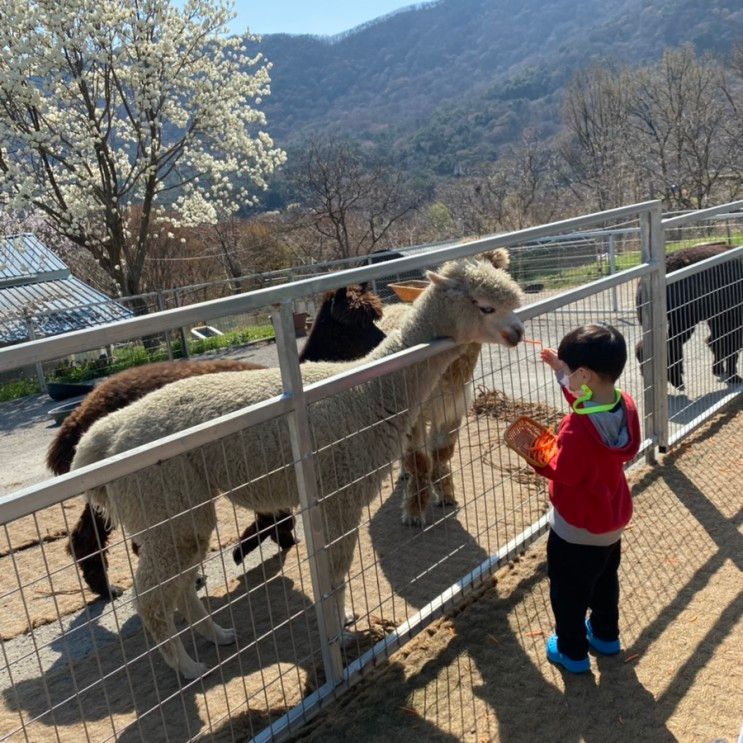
[[379, 249, 511, 525], [72, 256, 524, 678]]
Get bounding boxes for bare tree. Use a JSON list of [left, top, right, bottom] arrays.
[[561, 66, 633, 210], [628, 46, 734, 209], [500, 131, 563, 230], [291, 137, 420, 258], [438, 172, 509, 237], [209, 216, 289, 291]]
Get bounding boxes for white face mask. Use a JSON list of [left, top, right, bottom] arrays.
[[558, 369, 580, 391]]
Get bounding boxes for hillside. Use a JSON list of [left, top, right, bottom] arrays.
[[250, 0, 743, 179]]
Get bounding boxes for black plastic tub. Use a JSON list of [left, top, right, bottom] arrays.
[[47, 381, 95, 402]]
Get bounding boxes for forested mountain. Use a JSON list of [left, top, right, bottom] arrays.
[[251, 0, 743, 178]]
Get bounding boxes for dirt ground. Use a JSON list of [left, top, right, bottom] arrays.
[[295, 401, 743, 743], [0, 357, 740, 741]]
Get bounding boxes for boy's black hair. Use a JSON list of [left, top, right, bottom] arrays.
[[558, 323, 627, 382]]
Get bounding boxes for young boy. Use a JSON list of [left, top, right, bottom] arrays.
[[534, 323, 640, 673]]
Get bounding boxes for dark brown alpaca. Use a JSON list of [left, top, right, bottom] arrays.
[[299, 282, 384, 362], [53, 283, 387, 598], [635, 243, 743, 389], [51, 360, 298, 599]]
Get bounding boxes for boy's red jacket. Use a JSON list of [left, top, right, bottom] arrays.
[[533, 387, 641, 534]]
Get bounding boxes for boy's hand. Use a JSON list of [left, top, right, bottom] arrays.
[[541, 348, 568, 374]]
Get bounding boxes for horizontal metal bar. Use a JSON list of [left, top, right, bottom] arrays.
[[662, 199, 743, 228], [0, 393, 293, 525], [0, 339, 456, 524], [667, 387, 742, 450], [517, 263, 653, 322], [666, 245, 743, 285], [0, 201, 658, 372], [304, 340, 457, 404], [253, 514, 551, 743]]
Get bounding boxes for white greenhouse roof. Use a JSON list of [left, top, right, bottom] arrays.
[[0, 233, 132, 345]]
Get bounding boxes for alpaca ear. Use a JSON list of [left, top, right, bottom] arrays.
[[482, 248, 510, 270], [426, 270, 461, 291]]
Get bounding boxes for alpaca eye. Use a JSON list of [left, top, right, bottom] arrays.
[[478, 305, 495, 314]]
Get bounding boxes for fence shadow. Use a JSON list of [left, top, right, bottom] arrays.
[[2, 552, 327, 741], [304, 406, 741, 741]]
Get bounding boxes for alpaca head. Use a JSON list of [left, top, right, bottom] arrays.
[[425, 253, 524, 347], [329, 283, 383, 328]]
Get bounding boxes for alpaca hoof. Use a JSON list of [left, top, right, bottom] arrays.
[[194, 574, 207, 592], [93, 583, 122, 601], [343, 610, 357, 628], [401, 511, 425, 527], [214, 626, 238, 646], [180, 660, 209, 680], [277, 533, 299, 551], [232, 544, 246, 565], [434, 490, 457, 507]]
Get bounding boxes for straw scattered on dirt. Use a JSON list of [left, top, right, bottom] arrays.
[[293, 400, 743, 743]]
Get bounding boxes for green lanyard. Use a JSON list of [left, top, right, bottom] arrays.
[[572, 385, 623, 415]]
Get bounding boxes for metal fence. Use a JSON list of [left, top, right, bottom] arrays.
[[0, 200, 740, 742], [4, 203, 742, 395]]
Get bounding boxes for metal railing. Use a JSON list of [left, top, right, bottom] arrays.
[[0, 199, 740, 742]]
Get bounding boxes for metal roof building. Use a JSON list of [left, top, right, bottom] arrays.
[[0, 234, 132, 346]]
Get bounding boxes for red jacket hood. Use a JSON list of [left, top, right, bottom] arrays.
[[532, 387, 641, 534]]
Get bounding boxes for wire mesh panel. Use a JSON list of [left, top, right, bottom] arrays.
[[660, 248, 743, 447], [1, 200, 742, 742], [0, 404, 336, 741]]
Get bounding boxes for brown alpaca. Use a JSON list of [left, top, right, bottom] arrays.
[[53, 284, 388, 598], [51, 360, 297, 599]]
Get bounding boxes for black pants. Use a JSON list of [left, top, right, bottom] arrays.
[[547, 529, 621, 660]]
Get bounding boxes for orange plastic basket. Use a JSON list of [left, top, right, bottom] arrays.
[[388, 279, 430, 303], [504, 416, 557, 467]]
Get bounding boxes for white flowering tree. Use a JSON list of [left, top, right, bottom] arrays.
[[0, 0, 285, 302]]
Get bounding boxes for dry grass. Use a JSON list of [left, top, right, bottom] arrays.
[[0, 397, 739, 742]]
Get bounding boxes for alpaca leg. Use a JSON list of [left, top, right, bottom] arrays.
[[429, 379, 470, 507], [177, 578, 237, 646], [324, 499, 363, 645], [431, 437, 457, 506], [401, 418, 434, 526], [269, 510, 298, 549], [709, 318, 743, 384], [68, 504, 122, 600], [232, 510, 297, 565], [135, 543, 207, 679]]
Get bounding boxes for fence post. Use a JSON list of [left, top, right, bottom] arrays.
[[368, 255, 379, 295], [272, 300, 345, 686], [23, 313, 47, 394], [608, 233, 618, 313], [156, 292, 173, 361], [640, 204, 669, 462], [174, 289, 190, 359]]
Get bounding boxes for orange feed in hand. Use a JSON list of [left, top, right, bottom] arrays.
[[527, 430, 557, 466]]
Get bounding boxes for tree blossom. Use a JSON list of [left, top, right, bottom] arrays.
[[0, 0, 286, 297]]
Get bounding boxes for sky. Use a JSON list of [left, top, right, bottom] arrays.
[[226, 1, 415, 36]]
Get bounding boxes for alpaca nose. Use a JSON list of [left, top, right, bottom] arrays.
[[501, 325, 524, 347]]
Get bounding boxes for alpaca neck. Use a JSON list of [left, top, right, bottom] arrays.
[[366, 292, 450, 361], [358, 293, 462, 436]]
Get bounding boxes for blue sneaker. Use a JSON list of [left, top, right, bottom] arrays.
[[586, 618, 621, 656], [546, 635, 590, 673]]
